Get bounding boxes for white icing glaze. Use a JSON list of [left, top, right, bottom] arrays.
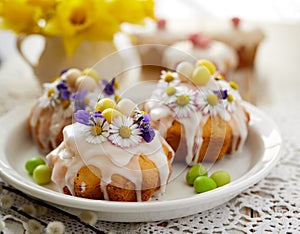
[[145, 78, 249, 165], [162, 40, 238, 73], [46, 124, 174, 202]]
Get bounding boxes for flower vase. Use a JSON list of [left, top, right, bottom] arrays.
[[17, 35, 119, 85]]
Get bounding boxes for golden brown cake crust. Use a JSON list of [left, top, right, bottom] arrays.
[[70, 145, 173, 202], [165, 111, 249, 163]]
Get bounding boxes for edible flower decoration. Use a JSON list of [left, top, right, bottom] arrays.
[[0, 0, 155, 56], [43, 80, 72, 109], [164, 86, 197, 118], [73, 100, 155, 147], [154, 60, 242, 121], [109, 115, 142, 148], [74, 110, 109, 144]]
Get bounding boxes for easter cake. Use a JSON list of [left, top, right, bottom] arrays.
[[46, 98, 174, 202], [28, 68, 119, 154], [145, 60, 250, 164], [162, 33, 238, 74], [203, 17, 264, 68]]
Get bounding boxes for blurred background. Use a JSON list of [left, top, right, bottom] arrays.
[[1, 0, 300, 60]]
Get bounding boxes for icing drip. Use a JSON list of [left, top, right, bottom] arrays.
[[46, 124, 174, 202], [145, 79, 249, 165]]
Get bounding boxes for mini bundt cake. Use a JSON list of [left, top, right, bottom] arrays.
[[162, 33, 238, 74], [145, 60, 250, 164], [28, 68, 119, 154], [46, 98, 174, 202]]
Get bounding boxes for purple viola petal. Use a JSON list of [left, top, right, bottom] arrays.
[[72, 88, 87, 111], [142, 114, 151, 123], [213, 89, 228, 100], [57, 82, 70, 100], [103, 78, 115, 96], [74, 110, 90, 125], [92, 112, 106, 120], [60, 68, 69, 75], [60, 89, 70, 100], [142, 127, 155, 143]]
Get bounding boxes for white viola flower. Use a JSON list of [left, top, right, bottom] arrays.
[[168, 87, 197, 118], [79, 211, 98, 225], [196, 89, 230, 121], [46, 221, 65, 234], [109, 116, 142, 148], [0, 194, 13, 209], [27, 219, 43, 234], [78, 112, 109, 144]]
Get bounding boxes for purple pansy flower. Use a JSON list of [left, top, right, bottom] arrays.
[[140, 124, 155, 143], [56, 82, 70, 100], [72, 88, 87, 111], [74, 110, 90, 125], [138, 114, 155, 143], [103, 78, 116, 96]]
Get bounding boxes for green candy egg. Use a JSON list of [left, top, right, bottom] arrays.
[[186, 164, 208, 186], [210, 170, 231, 187], [191, 65, 211, 86], [193, 176, 217, 193], [25, 157, 46, 175], [33, 165, 52, 185]]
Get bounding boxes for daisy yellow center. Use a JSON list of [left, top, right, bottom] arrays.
[[176, 94, 190, 106], [70, 7, 87, 25], [206, 94, 219, 106], [229, 81, 239, 90], [227, 93, 234, 103], [164, 73, 175, 83], [119, 126, 132, 138], [91, 125, 102, 136], [166, 86, 176, 96], [47, 88, 55, 97]]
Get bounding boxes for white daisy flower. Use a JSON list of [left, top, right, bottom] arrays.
[[109, 116, 142, 148], [80, 114, 109, 144], [223, 92, 236, 113], [40, 82, 60, 107], [158, 70, 180, 88], [196, 89, 230, 121], [168, 87, 197, 118]]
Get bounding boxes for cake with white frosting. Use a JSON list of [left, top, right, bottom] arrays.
[[28, 68, 119, 154], [46, 98, 174, 202], [162, 33, 238, 74], [145, 60, 249, 164], [203, 17, 264, 68]]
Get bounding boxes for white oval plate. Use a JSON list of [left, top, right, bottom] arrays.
[[0, 101, 281, 222]]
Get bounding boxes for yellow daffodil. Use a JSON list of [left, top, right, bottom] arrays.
[[0, 0, 41, 34], [0, 0, 155, 56], [106, 0, 155, 24]]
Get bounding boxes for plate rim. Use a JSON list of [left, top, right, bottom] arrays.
[[0, 102, 282, 221]]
